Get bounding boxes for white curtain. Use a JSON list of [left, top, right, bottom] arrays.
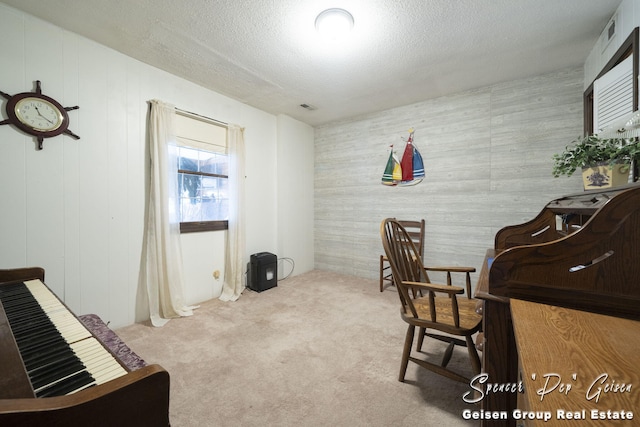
[[219, 124, 246, 301], [141, 99, 195, 326]]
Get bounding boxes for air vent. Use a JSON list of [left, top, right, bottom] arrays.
[[608, 19, 616, 40], [300, 103, 317, 111], [601, 14, 617, 53]]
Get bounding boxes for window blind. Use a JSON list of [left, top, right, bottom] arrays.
[[175, 112, 227, 153]]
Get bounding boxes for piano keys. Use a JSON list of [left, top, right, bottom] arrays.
[[0, 267, 170, 427], [0, 280, 128, 398], [474, 183, 640, 427]]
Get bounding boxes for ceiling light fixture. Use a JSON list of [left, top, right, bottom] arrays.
[[315, 8, 354, 39]]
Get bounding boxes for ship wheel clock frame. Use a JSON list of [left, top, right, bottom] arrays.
[[1, 80, 80, 150]]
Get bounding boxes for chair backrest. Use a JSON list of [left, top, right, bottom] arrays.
[[380, 218, 432, 318], [396, 219, 425, 260]]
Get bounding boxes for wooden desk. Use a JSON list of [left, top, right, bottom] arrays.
[[511, 299, 640, 426], [475, 249, 518, 427], [473, 184, 640, 427]]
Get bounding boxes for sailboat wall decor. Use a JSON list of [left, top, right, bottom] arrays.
[[381, 129, 424, 186]]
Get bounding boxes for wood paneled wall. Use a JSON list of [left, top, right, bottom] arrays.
[[314, 68, 585, 288], [0, 5, 300, 328]]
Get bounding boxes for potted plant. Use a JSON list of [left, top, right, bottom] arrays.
[[552, 135, 640, 190]]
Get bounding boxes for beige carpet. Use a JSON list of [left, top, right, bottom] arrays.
[[116, 270, 479, 426]]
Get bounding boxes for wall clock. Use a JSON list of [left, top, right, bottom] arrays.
[[0, 80, 79, 150]]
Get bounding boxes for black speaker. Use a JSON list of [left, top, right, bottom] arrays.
[[248, 252, 277, 292]]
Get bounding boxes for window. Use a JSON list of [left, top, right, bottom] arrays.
[[175, 112, 228, 233]]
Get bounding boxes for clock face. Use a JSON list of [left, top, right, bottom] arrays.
[[14, 97, 64, 132]]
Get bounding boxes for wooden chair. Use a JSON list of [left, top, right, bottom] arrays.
[[379, 219, 424, 292], [380, 218, 482, 383]]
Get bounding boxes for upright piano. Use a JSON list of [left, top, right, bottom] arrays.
[[0, 267, 170, 427], [474, 183, 640, 427]]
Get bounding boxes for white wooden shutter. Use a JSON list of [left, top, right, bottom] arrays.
[[594, 55, 633, 133]]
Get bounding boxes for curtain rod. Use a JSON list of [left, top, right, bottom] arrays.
[[175, 107, 228, 128]]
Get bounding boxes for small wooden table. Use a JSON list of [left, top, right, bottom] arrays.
[[511, 298, 640, 426]]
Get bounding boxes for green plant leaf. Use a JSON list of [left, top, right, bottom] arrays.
[[552, 135, 639, 178]]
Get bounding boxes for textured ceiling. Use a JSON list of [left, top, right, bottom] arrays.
[[1, 0, 622, 126]]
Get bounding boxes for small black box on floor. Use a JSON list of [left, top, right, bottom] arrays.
[[248, 252, 277, 292]]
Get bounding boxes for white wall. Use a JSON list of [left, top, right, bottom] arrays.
[[276, 114, 315, 279], [0, 5, 315, 328], [584, 0, 640, 88], [180, 231, 227, 307]]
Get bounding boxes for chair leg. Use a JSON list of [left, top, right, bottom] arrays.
[[416, 327, 426, 351], [379, 255, 384, 292], [399, 325, 415, 382], [441, 341, 455, 368], [466, 335, 482, 376]]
